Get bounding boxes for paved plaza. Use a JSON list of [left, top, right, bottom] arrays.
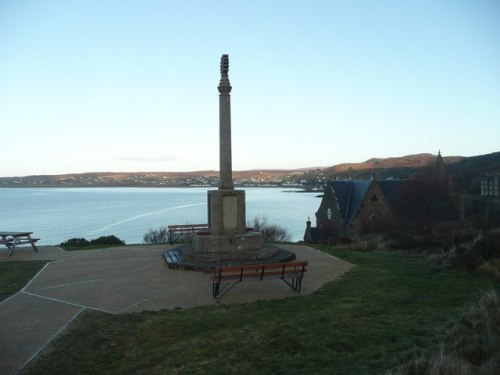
[[0, 244, 353, 374]]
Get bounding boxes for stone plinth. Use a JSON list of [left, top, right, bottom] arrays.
[[193, 231, 264, 254], [208, 189, 246, 235]]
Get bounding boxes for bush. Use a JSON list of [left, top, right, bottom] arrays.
[[90, 235, 125, 246], [60, 238, 90, 247], [447, 229, 500, 272], [143, 227, 169, 244], [250, 216, 291, 242], [60, 235, 125, 249]]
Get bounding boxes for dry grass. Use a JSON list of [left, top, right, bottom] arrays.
[[347, 234, 393, 252], [388, 289, 500, 375]]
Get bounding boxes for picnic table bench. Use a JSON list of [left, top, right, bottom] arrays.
[[0, 232, 40, 256], [168, 224, 208, 244], [212, 261, 308, 302]]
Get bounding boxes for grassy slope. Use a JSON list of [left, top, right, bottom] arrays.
[[0, 261, 47, 302], [23, 246, 497, 375]]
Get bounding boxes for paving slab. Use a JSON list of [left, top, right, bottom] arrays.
[[0, 292, 83, 375], [0, 244, 353, 374]]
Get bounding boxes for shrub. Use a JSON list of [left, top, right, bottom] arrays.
[[251, 216, 291, 242], [447, 229, 500, 272], [60, 238, 90, 247], [60, 235, 125, 249], [143, 227, 169, 244], [90, 235, 125, 246]]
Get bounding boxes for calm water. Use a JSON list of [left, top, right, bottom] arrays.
[[0, 188, 319, 245]]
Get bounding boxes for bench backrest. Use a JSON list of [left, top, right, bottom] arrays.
[[213, 261, 308, 281], [168, 224, 208, 232]]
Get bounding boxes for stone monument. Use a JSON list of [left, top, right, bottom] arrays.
[[193, 54, 263, 255], [164, 54, 295, 270]]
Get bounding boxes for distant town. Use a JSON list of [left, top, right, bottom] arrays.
[[0, 169, 328, 191], [1, 152, 499, 196]]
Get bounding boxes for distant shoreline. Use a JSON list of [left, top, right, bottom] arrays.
[[0, 184, 311, 190]]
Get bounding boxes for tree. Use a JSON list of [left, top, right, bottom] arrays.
[[143, 227, 169, 244], [394, 166, 458, 244], [251, 216, 291, 242]]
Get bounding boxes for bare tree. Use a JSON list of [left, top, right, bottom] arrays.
[[251, 216, 292, 242], [143, 227, 169, 244]]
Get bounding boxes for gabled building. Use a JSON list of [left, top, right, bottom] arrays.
[[305, 177, 461, 243], [306, 179, 402, 242]]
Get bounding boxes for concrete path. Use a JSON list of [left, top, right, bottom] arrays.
[[0, 244, 353, 374]]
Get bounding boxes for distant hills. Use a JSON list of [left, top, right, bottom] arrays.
[[1, 152, 499, 192], [320, 152, 500, 194], [322, 153, 465, 180]]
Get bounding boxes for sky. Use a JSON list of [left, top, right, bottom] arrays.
[[1, 0, 499, 177]]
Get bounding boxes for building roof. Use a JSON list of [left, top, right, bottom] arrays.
[[331, 180, 372, 225]]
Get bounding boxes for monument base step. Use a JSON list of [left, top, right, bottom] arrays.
[[162, 244, 296, 272]]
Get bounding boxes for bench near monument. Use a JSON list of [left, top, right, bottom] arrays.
[[212, 261, 308, 302], [167, 224, 209, 245]]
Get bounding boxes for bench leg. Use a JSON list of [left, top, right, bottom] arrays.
[[213, 281, 239, 303], [281, 276, 303, 294], [7, 243, 15, 257]]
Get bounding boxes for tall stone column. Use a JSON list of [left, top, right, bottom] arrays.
[[170, 53, 294, 267], [207, 54, 246, 237], [218, 54, 234, 190]]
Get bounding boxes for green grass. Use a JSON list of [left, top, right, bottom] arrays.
[[0, 261, 47, 302], [22, 246, 497, 375]]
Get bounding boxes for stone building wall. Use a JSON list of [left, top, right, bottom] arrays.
[[350, 181, 397, 238]]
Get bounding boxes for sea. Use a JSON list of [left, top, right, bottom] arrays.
[[0, 187, 320, 246]]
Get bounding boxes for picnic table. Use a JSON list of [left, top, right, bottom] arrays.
[[0, 232, 39, 256]]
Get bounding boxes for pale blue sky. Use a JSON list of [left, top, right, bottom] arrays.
[[1, 0, 499, 177]]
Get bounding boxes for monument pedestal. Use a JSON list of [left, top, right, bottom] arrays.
[[194, 189, 264, 253], [193, 231, 264, 253], [208, 189, 246, 236]]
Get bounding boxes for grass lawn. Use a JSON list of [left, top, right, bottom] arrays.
[[22, 245, 497, 375], [0, 261, 47, 302]]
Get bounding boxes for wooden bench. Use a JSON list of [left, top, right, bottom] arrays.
[[167, 224, 208, 245], [212, 261, 308, 302]]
